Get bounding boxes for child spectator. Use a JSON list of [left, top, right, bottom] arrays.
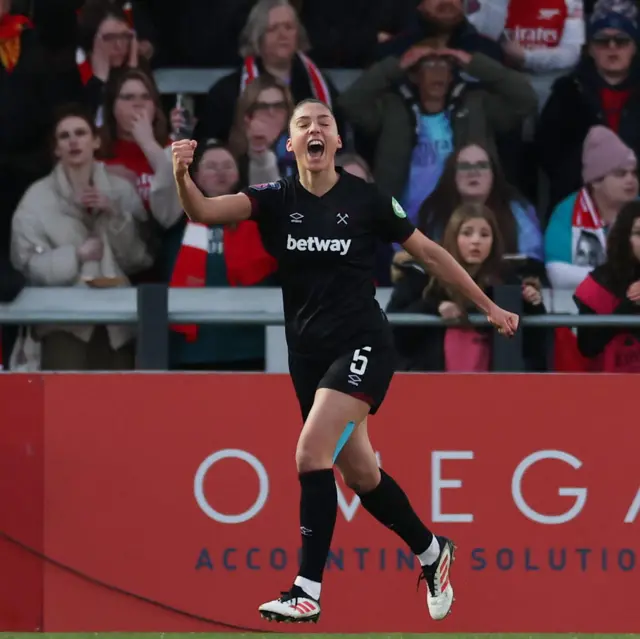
[[387, 202, 546, 371], [545, 125, 638, 291], [10, 104, 151, 370], [574, 200, 640, 371], [161, 140, 277, 371]]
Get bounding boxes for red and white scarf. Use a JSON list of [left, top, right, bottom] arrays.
[[76, 2, 133, 85], [240, 52, 331, 107], [571, 188, 607, 268], [169, 221, 277, 341]]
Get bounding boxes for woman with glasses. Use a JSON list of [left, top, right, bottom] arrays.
[[416, 143, 544, 270], [161, 139, 276, 371], [536, 1, 640, 212], [76, 2, 147, 118], [228, 75, 296, 183]]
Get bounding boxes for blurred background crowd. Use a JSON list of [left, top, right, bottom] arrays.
[[2, 0, 640, 374]]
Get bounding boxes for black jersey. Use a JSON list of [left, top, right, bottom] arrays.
[[242, 169, 415, 356]]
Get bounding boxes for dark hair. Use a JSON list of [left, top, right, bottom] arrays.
[[50, 103, 98, 157], [98, 68, 169, 158], [288, 98, 334, 133], [425, 202, 504, 311], [418, 143, 521, 254], [52, 103, 98, 137], [601, 201, 640, 297], [77, 0, 129, 53]]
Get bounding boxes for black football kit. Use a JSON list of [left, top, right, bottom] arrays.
[[243, 169, 415, 419]]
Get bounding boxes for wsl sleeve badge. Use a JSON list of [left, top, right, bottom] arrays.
[[392, 197, 407, 219], [250, 182, 282, 192]]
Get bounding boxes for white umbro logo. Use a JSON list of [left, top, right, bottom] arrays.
[[290, 212, 303, 223], [348, 374, 361, 386], [538, 8, 560, 18], [336, 213, 349, 225]]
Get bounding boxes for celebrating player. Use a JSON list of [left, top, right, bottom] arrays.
[[172, 99, 519, 625]]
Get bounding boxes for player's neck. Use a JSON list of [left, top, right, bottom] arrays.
[[298, 167, 339, 197]]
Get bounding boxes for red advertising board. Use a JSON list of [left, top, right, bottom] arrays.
[[0, 376, 43, 631], [0, 374, 639, 632]]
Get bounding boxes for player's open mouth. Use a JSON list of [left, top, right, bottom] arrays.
[[307, 140, 325, 158]]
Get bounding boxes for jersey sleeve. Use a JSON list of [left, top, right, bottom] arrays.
[[241, 181, 286, 221], [373, 192, 416, 245]]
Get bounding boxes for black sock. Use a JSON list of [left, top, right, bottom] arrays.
[[358, 469, 434, 555], [298, 469, 338, 584]]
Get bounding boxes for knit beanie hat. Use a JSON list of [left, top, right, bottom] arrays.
[[582, 125, 637, 184], [588, 0, 639, 40]]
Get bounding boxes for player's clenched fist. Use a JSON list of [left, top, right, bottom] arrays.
[[172, 139, 197, 178]]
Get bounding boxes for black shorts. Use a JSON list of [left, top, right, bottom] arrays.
[[288, 344, 396, 422]]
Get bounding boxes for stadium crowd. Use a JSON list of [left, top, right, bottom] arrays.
[[1, 0, 640, 373]]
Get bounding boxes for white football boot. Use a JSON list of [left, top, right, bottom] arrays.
[[419, 536, 456, 620], [259, 585, 321, 624]]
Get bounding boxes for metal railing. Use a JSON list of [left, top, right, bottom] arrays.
[[1, 285, 638, 371]]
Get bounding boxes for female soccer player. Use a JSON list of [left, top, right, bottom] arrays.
[[172, 99, 519, 625]]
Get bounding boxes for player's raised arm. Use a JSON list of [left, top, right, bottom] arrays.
[[172, 140, 252, 225], [402, 229, 520, 337]]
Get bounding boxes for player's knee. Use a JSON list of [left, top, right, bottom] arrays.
[[295, 441, 332, 473], [342, 465, 380, 494]]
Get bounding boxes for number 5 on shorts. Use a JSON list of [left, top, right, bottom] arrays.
[[350, 346, 371, 376]]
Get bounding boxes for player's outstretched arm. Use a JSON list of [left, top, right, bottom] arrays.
[[402, 230, 520, 337], [172, 140, 252, 225]]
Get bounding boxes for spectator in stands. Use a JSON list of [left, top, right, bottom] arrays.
[[468, 0, 586, 108], [387, 202, 546, 371], [227, 75, 296, 182], [0, 0, 80, 256], [545, 125, 638, 290], [574, 200, 640, 371], [536, 0, 640, 211], [26, 0, 155, 63], [75, 1, 147, 118], [339, 44, 537, 219], [10, 105, 152, 370], [336, 152, 375, 182], [377, 0, 505, 61], [194, 0, 342, 145], [99, 68, 180, 230], [161, 140, 276, 371], [419, 143, 544, 269]]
